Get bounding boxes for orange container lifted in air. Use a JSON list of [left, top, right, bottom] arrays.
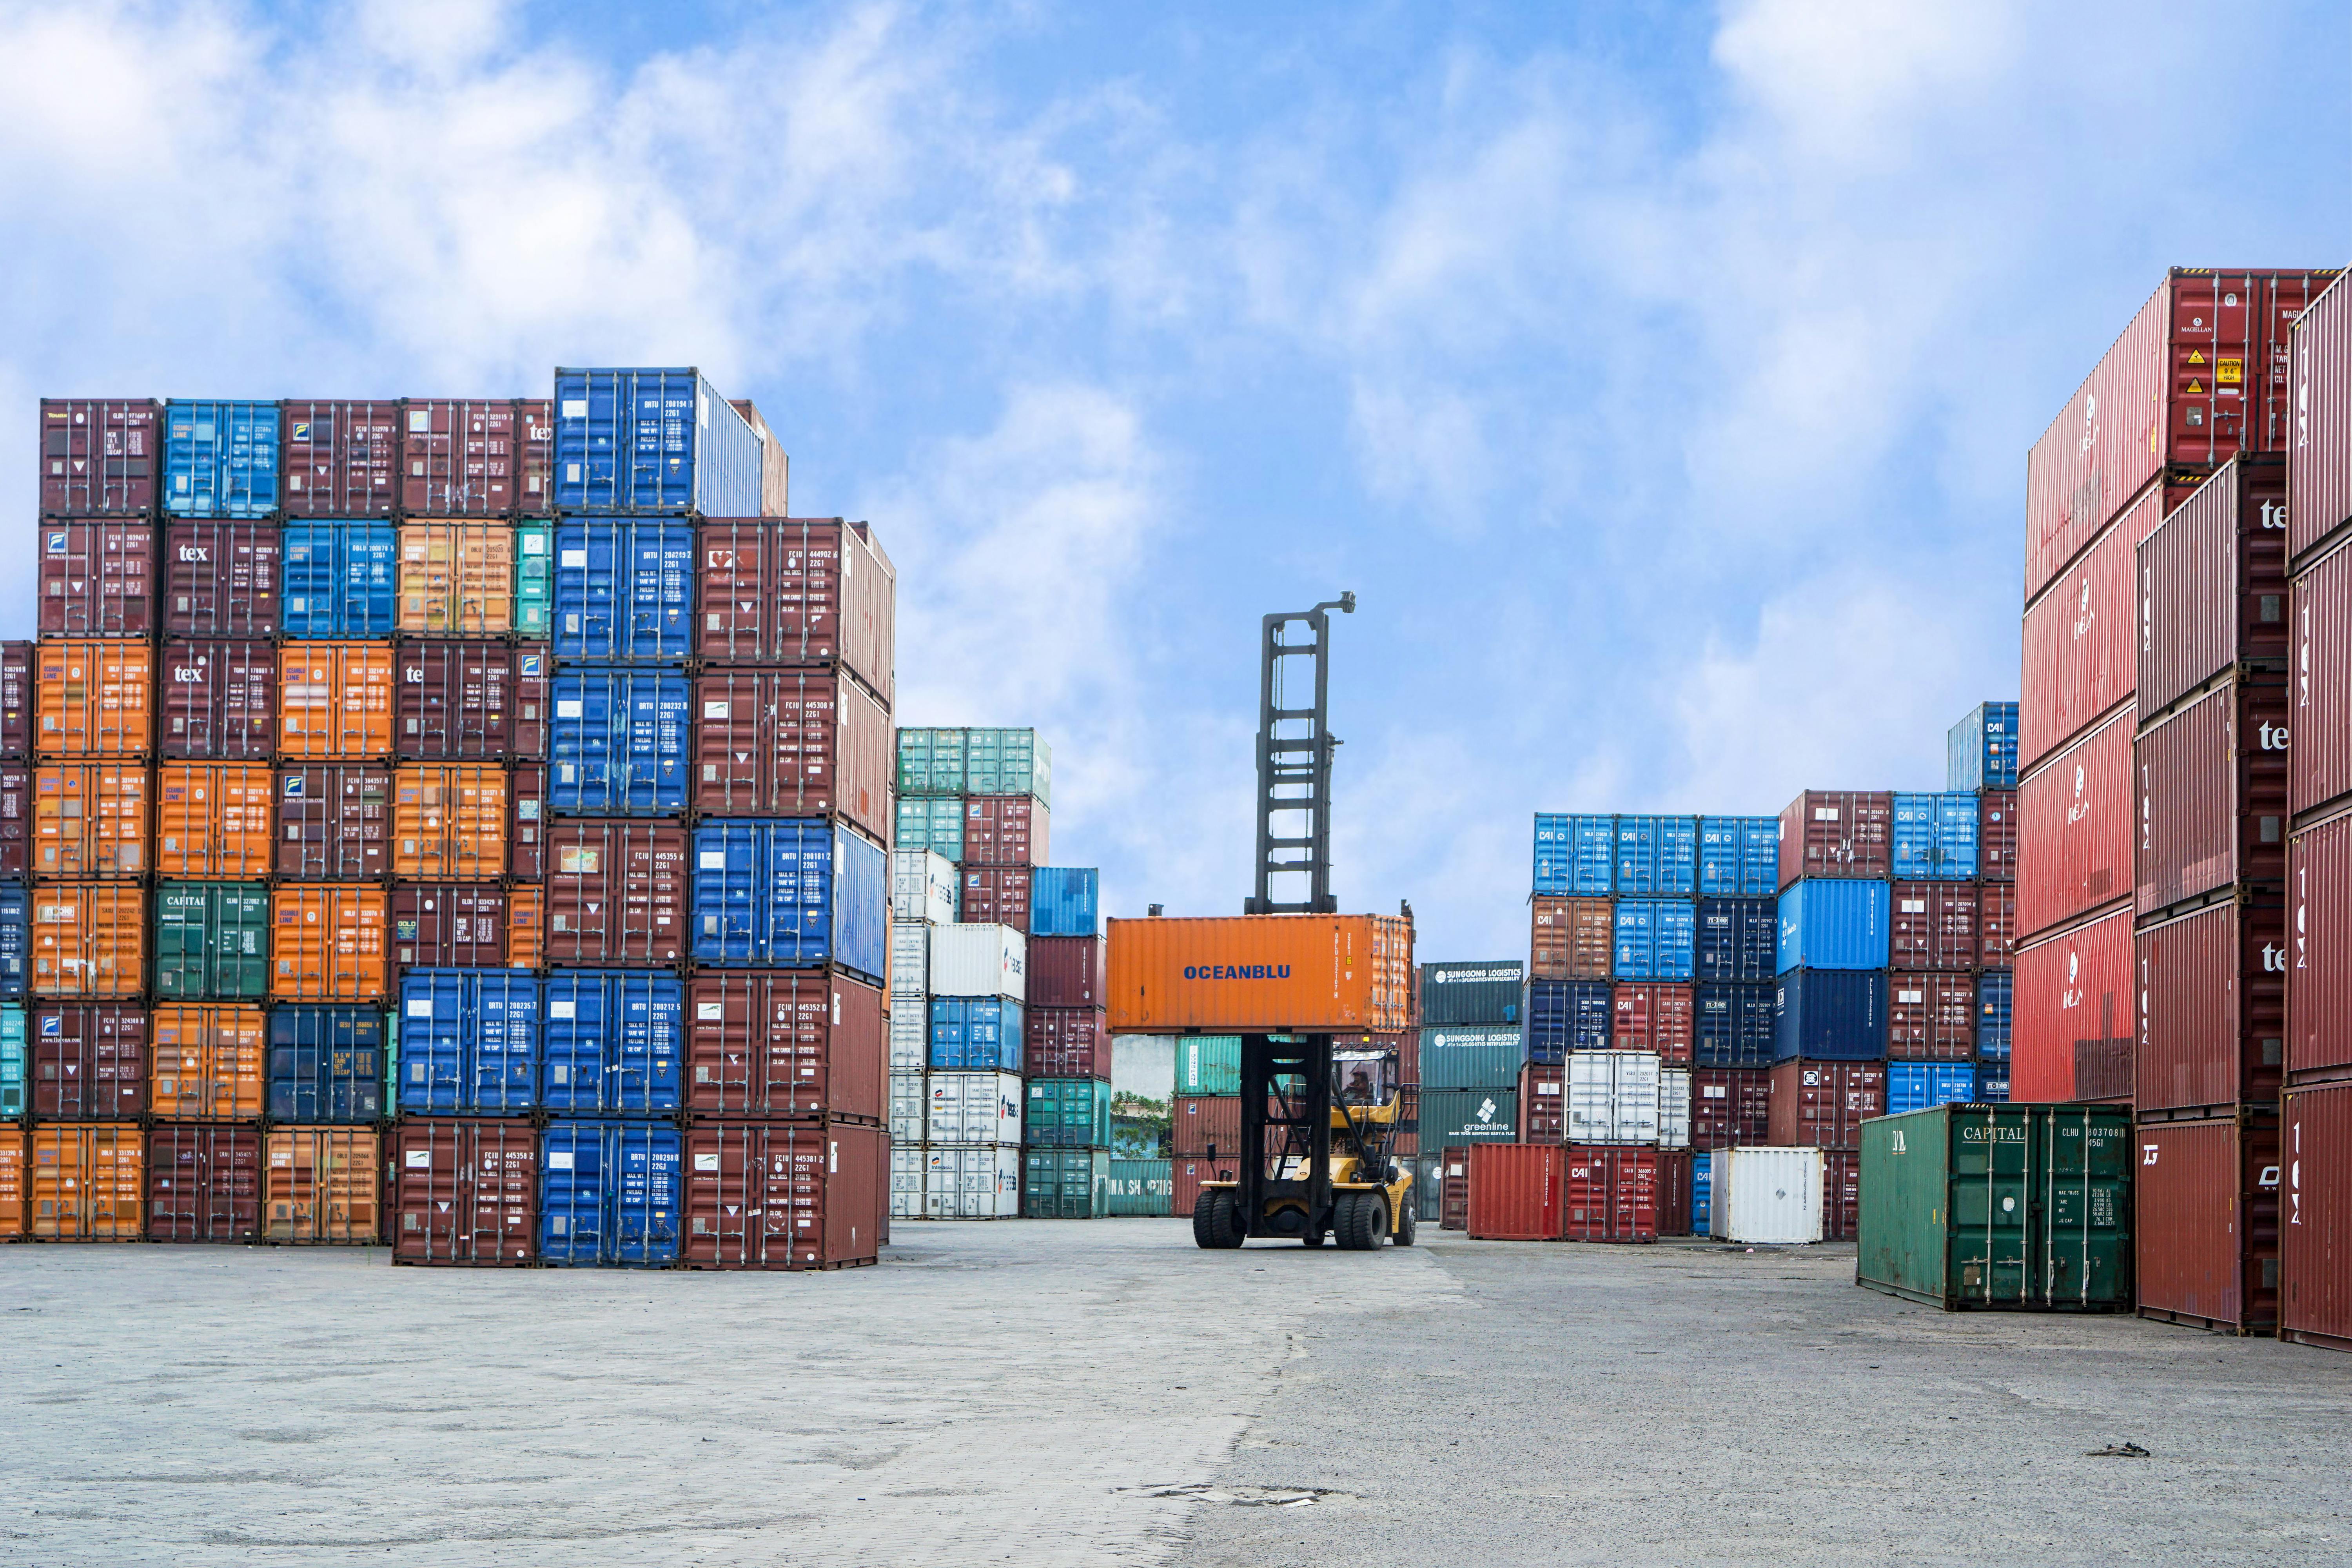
[[277, 642, 396, 760], [270, 885, 391, 1002], [1105, 914, 1414, 1033], [149, 1004, 267, 1120], [154, 762, 274, 878], [31, 1124, 145, 1239]]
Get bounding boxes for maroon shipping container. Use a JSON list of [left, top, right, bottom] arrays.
[[545, 819, 688, 964], [2136, 1111, 2280, 1334], [2022, 481, 2162, 771], [1776, 790, 1892, 888], [2016, 702, 2134, 943], [1531, 895, 1612, 980], [1467, 1143, 1564, 1240], [163, 521, 279, 636], [2292, 534, 2352, 820], [2012, 904, 2135, 1104], [2136, 898, 2285, 1117], [1026, 935, 1104, 1008], [1439, 1147, 1470, 1230], [1823, 1151, 1861, 1243], [392, 1118, 537, 1266], [1887, 974, 1976, 1062], [961, 797, 1048, 867], [2281, 1082, 2352, 1350], [696, 519, 897, 702], [1690, 1067, 1771, 1149], [0, 766, 28, 879], [1890, 882, 1979, 972], [147, 1122, 262, 1243], [2024, 270, 2330, 604], [1519, 1062, 1564, 1142], [38, 521, 155, 637], [2135, 679, 2289, 919], [961, 866, 1034, 931], [1562, 1144, 1657, 1243], [398, 399, 526, 517], [684, 970, 884, 1120], [516, 400, 554, 514], [682, 1120, 884, 1270], [1766, 1060, 1886, 1151], [1657, 1148, 1693, 1237], [160, 638, 276, 761], [31, 1004, 149, 1117], [1979, 884, 2018, 967], [1023, 1007, 1108, 1079], [1610, 983, 1693, 1064], [1174, 1156, 1240, 1223], [1172, 1094, 1243, 1157], [275, 765, 391, 880], [40, 398, 160, 517], [0, 642, 31, 760], [1977, 791, 2018, 883], [282, 399, 399, 515], [397, 641, 549, 762], [2288, 808, 2352, 1083], [727, 401, 792, 517], [2138, 455, 2289, 722], [687, 667, 890, 843], [390, 884, 513, 968], [2289, 272, 2352, 566]]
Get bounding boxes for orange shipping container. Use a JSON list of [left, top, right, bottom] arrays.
[[36, 640, 152, 758], [277, 642, 396, 759], [32, 1123, 144, 1239], [1105, 914, 1414, 1033], [155, 762, 274, 877], [266, 1127, 382, 1243], [32, 762, 149, 877], [270, 884, 390, 1001], [508, 884, 544, 969], [150, 1004, 267, 1120], [397, 521, 517, 634], [392, 763, 509, 880], [31, 883, 145, 998], [0, 1128, 25, 1239]]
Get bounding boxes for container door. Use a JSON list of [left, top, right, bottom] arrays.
[[1947, 1106, 2032, 1304]]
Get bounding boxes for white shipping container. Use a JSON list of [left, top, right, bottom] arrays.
[[929, 922, 1026, 1002], [926, 1071, 1023, 1145], [922, 1146, 1022, 1218], [891, 849, 959, 924], [889, 1008, 929, 1072], [891, 1146, 926, 1220], [889, 921, 931, 1002], [1708, 1147, 1825, 1244], [1659, 1067, 1690, 1150], [889, 1072, 927, 1145], [1566, 1050, 1662, 1144]]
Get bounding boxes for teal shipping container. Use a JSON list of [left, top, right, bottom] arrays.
[[153, 882, 270, 999], [895, 795, 964, 861], [0, 1003, 23, 1116], [1174, 1035, 1243, 1096], [1024, 1147, 1111, 1218], [514, 520, 553, 638], [1107, 1158, 1172, 1216], [965, 728, 1051, 805], [1419, 1089, 1520, 1146], [1420, 1027, 1524, 1090], [896, 728, 967, 796], [1026, 1078, 1113, 1147]]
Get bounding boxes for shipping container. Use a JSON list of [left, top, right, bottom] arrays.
[[267, 1006, 385, 1122], [888, 919, 929, 997], [1562, 1144, 1658, 1243], [685, 1121, 884, 1265], [697, 519, 897, 699], [397, 969, 539, 1114], [2292, 535, 2352, 820], [513, 521, 553, 637], [38, 521, 155, 637], [552, 518, 697, 659], [1891, 793, 1979, 880], [1519, 1062, 1564, 1140], [1661, 1063, 1690, 1151], [0, 1005, 21, 1116], [1690, 1067, 1772, 1148], [1887, 973, 1977, 1062], [1772, 967, 1888, 1063], [887, 1073, 925, 1146], [1694, 981, 1775, 1069], [894, 728, 965, 797], [1026, 1078, 1114, 1148], [1532, 813, 1615, 897], [1529, 896, 1612, 981], [1107, 1158, 1172, 1217], [387, 883, 513, 967], [281, 520, 398, 637], [890, 848, 959, 925], [392, 1118, 537, 1265], [554, 368, 762, 517], [2136, 681, 2289, 919], [1977, 970, 2014, 1061], [279, 399, 397, 516], [0, 881, 24, 999], [688, 818, 887, 979], [392, 763, 510, 882], [153, 882, 269, 1000], [0, 643, 33, 761], [1948, 701, 2020, 792], [1776, 878, 1890, 973], [1419, 1026, 1521, 1090], [544, 819, 690, 964], [273, 764, 391, 880], [163, 399, 278, 518], [727, 400, 792, 516], [154, 763, 271, 877], [1980, 884, 2018, 966], [1612, 900, 1695, 982], [2138, 456, 2289, 724], [1886, 1061, 1978, 1116], [1172, 1093, 1243, 1158], [1467, 1143, 1564, 1240], [1979, 791, 2019, 882], [551, 665, 688, 813], [541, 969, 683, 1113], [269, 884, 390, 1001], [1777, 790, 1893, 887], [1706, 1146, 1823, 1243], [1889, 881, 1979, 972], [688, 667, 889, 840], [538, 1118, 682, 1265], [399, 399, 526, 517], [1173, 1035, 1244, 1097], [146, 1122, 261, 1242], [392, 521, 515, 634], [1027, 933, 1104, 1008], [0, 1126, 18, 1237], [1610, 984, 1693, 1065], [1103, 913, 1412, 1033], [928, 998, 1023, 1073], [2281, 1081, 2352, 1349], [1029, 867, 1099, 937], [31, 1124, 144, 1238], [163, 520, 279, 636], [31, 763, 147, 878], [0, 768, 24, 880], [31, 1004, 146, 1116], [2290, 273, 2352, 564], [683, 969, 883, 1120], [1523, 979, 1611, 1062], [146, 1003, 264, 1120], [2013, 904, 2135, 1103], [40, 398, 160, 516], [1695, 897, 1775, 982], [962, 728, 1050, 804], [37, 641, 152, 759], [2016, 704, 2135, 941], [31, 883, 144, 998], [1436, 1147, 1469, 1229], [2022, 481, 2171, 770], [1768, 1058, 1886, 1148], [2136, 1110, 2278, 1334], [1567, 1050, 1662, 1144], [1419, 1088, 1520, 1147], [924, 1144, 1022, 1219], [929, 1071, 1024, 1144], [1023, 1145, 1112, 1219], [1696, 816, 1778, 898], [157, 638, 274, 762], [1025, 1006, 1108, 1079], [960, 865, 1034, 931], [2135, 898, 2285, 1116], [398, 642, 547, 762], [2290, 809, 2352, 1081], [895, 795, 963, 861], [1613, 815, 1696, 896], [277, 642, 396, 760], [1418, 960, 1523, 1027]]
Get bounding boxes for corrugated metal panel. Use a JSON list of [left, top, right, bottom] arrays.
[[1532, 813, 1614, 897], [1697, 816, 1779, 898], [1562, 1145, 1658, 1242], [2282, 1082, 2352, 1349], [685, 1122, 883, 1263], [551, 665, 690, 814], [961, 795, 1047, 865], [1612, 899, 1695, 981], [1978, 790, 2019, 882], [274, 764, 391, 880], [2022, 492, 2148, 771], [541, 970, 682, 1112], [1886, 1061, 1976, 1115], [31, 1124, 145, 1238], [1977, 970, 2014, 1060], [1107, 1158, 1172, 1217], [929, 924, 1025, 1000], [160, 638, 274, 760], [1947, 701, 2019, 791], [32, 763, 148, 877], [1523, 979, 1610, 1063], [1776, 878, 1890, 972], [680, 968, 882, 1119], [1024, 1006, 1107, 1078], [398, 400, 527, 518], [0, 643, 32, 762], [1421, 960, 1523, 1024], [928, 998, 1023, 1072], [1611, 983, 1693, 1065], [688, 819, 886, 979], [394, 521, 515, 635], [1467, 1143, 1564, 1240], [38, 521, 156, 638], [515, 521, 552, 637], [0, 1006, 24, 1118], [146, 1121, 261, 1241], [1710, 1146, 1823, 1243], [1022, 1145, 1111, 1220], [1690, 1067, 1771, 1148], [928, 1071, 1024, 1143], [2290, 272, 2352, 565], [1890, 793, 1978, 880], [2136, 1111, 2279, 1334], [1529, 896, 1612, 981], [538, 1120, 682, 1267], [1170, 1093, 1241, 1156], [1613, 815, 1696, 896], [1776, 791, 1893, 887], [924, 1144, 1023, 1219], [1887, 973, 1976, 1061], [686, 667, 889, 840], [2139, 456, 2289, 720], [30, 882, 145, 998], [1025, 1078, 1114, 1147], [262, 1127, 381, 1244], [2292, 535, 2352, 820], [276, 642, 397, 760], [2137, 898, 2285, 1115], [281, 400, 399, 516], [2289, 809, 2352, 1080], [890, 848, 958, 925], [1768, 1059, 1886, 1148], [1890, 882, 1979, 972], [1419, 1089, 1519, 1146], [2017, 703, 2135, 941], [37, 641, 153, 759], [393, 1118, 537, 1265], [163, 399, 279, 518], [895, 727, 966, 796], [1420, 1027, 1523, 1090], [390, 884, 519, 969], [0, 767, 24, 880], [2135, 680, 2288, 916], [1028, 868, 1099, 937], [30, 1004, 145, 1114], [164, 521, 279, 637], [1693, 981, 1774, 1068], [266, 1006, 385, 1123], [153, 882, 269, 1000], [1772, 970, 1887, 1063], [0, 881, 28, 1000], [551, 519, 698, 660], [281, 521, 398, 637], [1102, 914, 1413, 1033], [269, 884, 390, 1002], [1980, 883, 2018, 965], [2012, 904, 2135, 1103], [392, 763, 509, 882], [396, 969, 539, 1114], [1025, 933, 1102, 1007], [1519, 1062, 1563, 1140], [40, 399, 160, 516], [1695, 897, 1775, 982], [895, 795, 962, 860], [1566, 1050, 1660, 1144], [964, 728, 1050, 804], [148, 1004, 266, 1120], [697, 519, 897, 701], [553, 368, 762, 517]]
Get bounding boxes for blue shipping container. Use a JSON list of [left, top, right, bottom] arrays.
[[1615, 815, 1697, 896], [689, 819, 887, 979], [164, 399, 279, 517], [1692, 1151, 1713, 1234], [896, 796, 964, 861], [1777, 878, 1891, 973], [1697, 816, 1780, 898], [0, 880, 25, 999], [1977, 1066, 2011, 1102], [1976, 969, 2013, 1060], [1029, 867, 1100, 937], [268, 1006, 386, 1122], [1773, 969, 1888, 1062], [542, 970, 684, 1112], [1694, 981, 1775, 1068], [553, 368, 764, 517], [1523, 980, 1610, 1063], [552, 519, 698, 659], [1947, 701, 2020, 792], [1695, 897, 1777, 982], [398, 970, 541, 1113], [1533, 814, 1613, 897], [281, 520, 399, 637], [551, 666, 691, 815], [1891, 793, 1979, 880], [1613, 899, 1696, 982], [929, 996, 1024, 1071], [539, 1120, 682, 1267], [1887, 1061, 1978, 1116]]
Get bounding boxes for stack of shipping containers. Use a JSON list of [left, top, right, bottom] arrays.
[[1024, 867, 1112, 1218], [1879, 787, 1988, 1126], [1689, 815, 1779, 1232], [1419, 960, 1523, 1226], [1171, 1033, 1242, 1221], [1945, 703, 2020, 1103], [887, 848, 957, 1221]]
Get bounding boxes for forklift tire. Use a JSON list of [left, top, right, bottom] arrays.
[[1335, 1191, 1386, 1251], [1301, 1230, 1326, 1247], [1394, 1198, 1417, 1247], [1193, 1189, 1246, 1250]]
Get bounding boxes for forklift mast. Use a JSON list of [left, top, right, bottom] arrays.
[[1247, 593, 1353, 916]]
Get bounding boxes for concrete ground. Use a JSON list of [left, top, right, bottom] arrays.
[[1, 1224, 2345, 1567]]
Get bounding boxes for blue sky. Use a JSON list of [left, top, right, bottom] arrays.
[[1, 0, 2345, 958]]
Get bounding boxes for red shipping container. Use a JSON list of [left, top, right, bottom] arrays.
[[1027, 935, 1104, 1008], [1439, 1146, 1470, 1230], [1767, 1060, 1886, 1151], [281, 399, 400, 515], [682, 1120, 884, 1270], [508, 762, 547, 880], [390, 884, 514, 968], [1467, 1143, 1564, 1240], [687, 667, 890, 844], [160, 638, 276, 761], [2281, 1081, 2352, 1350], [545, 819, 688, 964], [2288, 272, 2352, 566], [684, 970, 884, 1120], [0, 642, 31, 760], [2292, 535, 2352, 820], [2138, 897, 2286, 1117], [1776, 790, 1892, 888], [1979, 884, 2018, 966], [1173, 1156, 1240, 1223], [31, 1004, 149, 1117], [392, 1119, 537, 1265], [0, 766, 28, 879], [1657, 1148, 1693, 1237], [728, 400, 791, 517], [2016, 702, 2134, 942], [40, 398, 160, 516], [1531, 895, 1612, 980], [38, 521, 155, 638], [1171, 1094, 1243, 1158], [2022, 482, 2165, 771], [2025, 269, 2328, 603], [1690, 1067, 1771, 1149], [1823, 1151, 1861, 1243], [1024, 1007, 1108, 1079], [1889, 882, 1980, 972], [1518, 1062, 1564, 1142], [2135, 680, 2289, 918], [2288, 808, 2352, 1083], [1562, 1144, 1657, 1243], [2138, 456, 2289, 720], [2136, 1111, 2279, 1334], [1976, 793, 2018, 884], [1610, 983, 1693, 1064], [2012, 904, 2135, 1103], [696, 520, 897, 702], [397, 641, 549, 762], [147, 1122, 262, 1242], [961, 796, 1049, 867], [275, 765, 391, 880], [399, 399, 526, 517], [1886, 974, 1976, 1061], [163, 521, 279, 636], [961, 866, 1034, 931]]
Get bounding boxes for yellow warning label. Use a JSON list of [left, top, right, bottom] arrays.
[[2217, 358, 2243, 383], [2186, 380, 2205, 394], [2189, 350, 2207, 363]]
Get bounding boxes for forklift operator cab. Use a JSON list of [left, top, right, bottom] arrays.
[[1190, 1033, 1416, 1251]]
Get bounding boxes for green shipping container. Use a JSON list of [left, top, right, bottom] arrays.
[[1027, 1078, 1114, 1147], [895, 796, 963, 862], [964, 728, 1051, 805], [1174, 1036, 1243, 1097], [0, 1004, 24, 1116], [1417, 1089, 1520, 1146], [1024, 1147, 1111, 1218], [896, 728, 967, 797], [154, 882, 271, 1000], [1857, 1103, 2133, 1311], [1107, 1158, 1172, 1216], [514, 521, 553, 638]]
